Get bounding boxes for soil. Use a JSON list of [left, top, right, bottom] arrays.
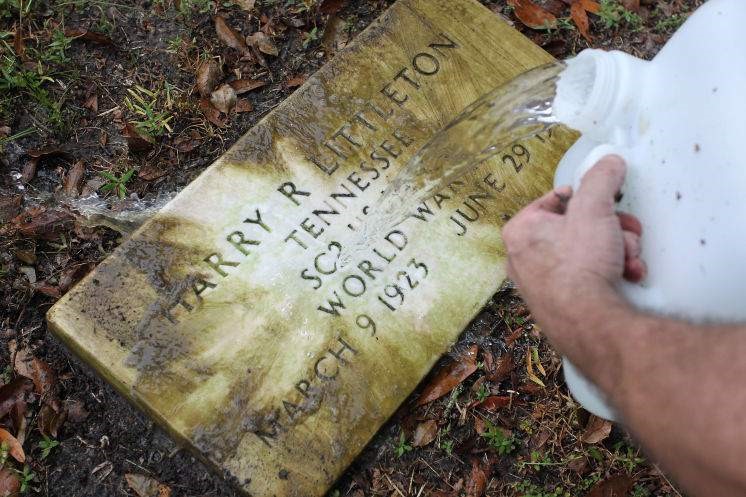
[[0, 0, 702, 496]]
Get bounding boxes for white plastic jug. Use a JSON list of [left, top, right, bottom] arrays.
[[551, 0, 746, 420]]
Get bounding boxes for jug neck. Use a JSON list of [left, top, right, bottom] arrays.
[[554, 49, 650, 143]]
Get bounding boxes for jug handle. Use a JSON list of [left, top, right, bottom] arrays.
[[570, 143, 627, 190]]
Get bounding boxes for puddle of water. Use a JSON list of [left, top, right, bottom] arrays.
[[342, 62, 565, 264]]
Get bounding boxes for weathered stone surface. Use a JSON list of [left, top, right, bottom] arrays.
[[47, 1, 576, 495]]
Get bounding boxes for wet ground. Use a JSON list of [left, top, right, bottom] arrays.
[[0, 0, 702, 495]]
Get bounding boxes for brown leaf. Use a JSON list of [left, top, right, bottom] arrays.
[[0, 195, 22, 223], [0, 377, 33, 419], [34, 283, 61, 299], [64, 160, 85, 196], [584, 475, 635, 497], [473, 417, 486, 435], [210, 84, 237, 114], [285, 74, 307, 88], [412, 420, 438, 447], [319, 0, 347, 15], [620, 0, 639, 13], [11, 344, 57, 401], [138, 163, 168, 182], [83, 93, 98, 113], [229, 79, 266, 94], [475, 395, 511, 411], [125, 474, 171, 497], [571, 2, 592, 42], [64, 28, 114, 45], [123, 123, 154, 152], [465, 459, 487, 497], [0, 468, 20, 497], [507, 0, 558, 29], [417, 345, 478, 406], [486, 352, 514, 382], [579, 0, 601, 14], [196, 59, 223, 98], [8, 207, 72, 241], [246, 31, 279, 56], [214, 15, 249, 53], [235, 99, 253, 113], [0, 428, 25, 463], [581, 415, 612, 444], [199, 98, 226, 128], [58, 263, 92, 292], [64, 399, 89, 423], [38, 403, 66, 438], [13, 25, 25, 60]]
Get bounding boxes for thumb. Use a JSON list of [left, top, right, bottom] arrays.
[[570, 155, 627, 217]]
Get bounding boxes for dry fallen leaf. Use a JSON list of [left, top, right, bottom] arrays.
[[476, 395, 512, 411], [235, 99, 253, 113], [38, 403, 66, 438], [507, 0, 558, 30], [579, 0, 601, 14], [65, 399, 89, 423], [465, 459, 487, 497], [7, 206, 72, 241], [0, 428, 25, 463], [214, 15, 249, 54], [571, 1, 592, 42], [196, 59, 223, 97], [64, 160, 85, 197], [285, 74, 307, 88], [229, 79, 266, 94], [83, 93, 98, 113], [122, 123, 155, 152], [319, 0, 346, 15], [125, 473, 172, 497], [246, 31, 279, 56], [210, 84, 237, 114], [417, 345, 478, 406], [584, 475, 635, 497], [11, 342, 59, 402], [0, 468, 20, 497], [485, 350, 515, 382], [64, 28, 114, 45], [199, 98, 226, 128], [0, 377, 33, 419], [412, 420, 438, 447], [581, 415, 612, 444]]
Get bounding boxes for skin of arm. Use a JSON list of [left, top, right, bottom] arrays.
[[502, 155, 746, 497]]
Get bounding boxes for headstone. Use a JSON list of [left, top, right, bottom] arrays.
[[48, 0, 576, 495]]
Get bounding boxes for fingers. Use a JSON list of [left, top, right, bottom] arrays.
[[530, 185, 574, 214], [617, 212, 642, 236], [624, 258, 647, 283], [570, 155, 627, 217], [623, 230, 641, 260]]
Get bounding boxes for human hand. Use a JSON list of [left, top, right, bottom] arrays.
[[502, 155, 645, 335]]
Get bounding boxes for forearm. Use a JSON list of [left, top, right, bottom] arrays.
[[539, 289, 746, 497]]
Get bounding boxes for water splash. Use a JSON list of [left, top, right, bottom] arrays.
[[342, 62, 565, 264]]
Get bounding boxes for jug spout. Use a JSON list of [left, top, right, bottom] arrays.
[[554, 49, 650, 144]]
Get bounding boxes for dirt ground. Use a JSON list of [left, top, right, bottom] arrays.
[[0, 0, 703, 496]]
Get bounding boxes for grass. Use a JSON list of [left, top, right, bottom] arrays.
[[654, 13, 686, 33], [38, 436, 60, 460], [598, 0, 643, 31], [123, 84, 175, 139], [100, 168, 135, 198], [482, 419, 517, 455], [394, 432, 412, 458]]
